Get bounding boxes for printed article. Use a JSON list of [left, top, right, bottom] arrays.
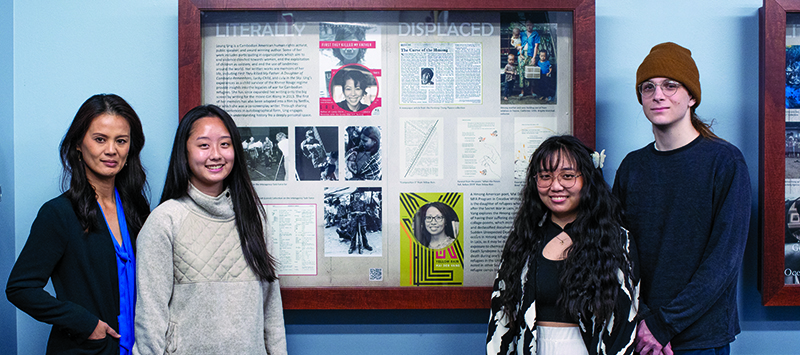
[[514, 117, 557, 181], [399, 42, 482, 105], [267, 204, 317, 275], [458, 118, 501, 180]]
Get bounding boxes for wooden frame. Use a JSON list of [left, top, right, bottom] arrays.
[[760, 0, 800, 306], [179, 0, 596, 309]]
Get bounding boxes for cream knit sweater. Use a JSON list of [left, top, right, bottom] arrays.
[[133, 184, 286, 355]]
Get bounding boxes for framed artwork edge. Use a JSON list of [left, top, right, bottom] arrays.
[[178, 0, 596, 310], [760, 0, 800, 306]]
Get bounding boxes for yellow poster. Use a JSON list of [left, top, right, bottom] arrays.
[[399, 192, 464, 286]]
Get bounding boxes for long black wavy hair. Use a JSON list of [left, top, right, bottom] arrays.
[[496, 135, 633, 330], [59, 94, 150, 239], [160, 104, 277, 282]]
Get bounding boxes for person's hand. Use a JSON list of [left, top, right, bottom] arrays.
[[88, 320, 120, 340], [663, 342, 673, 355], [635, 320, 670, 355]]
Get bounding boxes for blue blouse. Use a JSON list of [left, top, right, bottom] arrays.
[[99, 188, 136, 355]]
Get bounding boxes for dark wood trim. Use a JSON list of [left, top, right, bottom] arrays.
[[760, 0, 800, 306], [282, 287, 490, 309]]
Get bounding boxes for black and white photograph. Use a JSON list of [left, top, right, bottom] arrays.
[[324, 187, 382, 256], [344, 125, 382, 181], [295, 126, 338, 181], [421, 67, 434, 86], [238, 126, 288, 181]]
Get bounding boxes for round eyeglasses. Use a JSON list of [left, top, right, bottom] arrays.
[[425, 215, 444, 223], [638, 80, 683, 98], [535, 171, 582, 188]]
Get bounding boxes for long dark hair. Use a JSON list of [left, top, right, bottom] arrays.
[[496, 135, 633, 330], [59, 94, 150, 239], [161, 105, 277, 282], [413, 202, 458, 248]]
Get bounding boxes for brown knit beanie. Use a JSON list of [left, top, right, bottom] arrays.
[[636, 42, 700, 108]]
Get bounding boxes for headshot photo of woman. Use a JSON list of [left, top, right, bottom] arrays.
[[413, 202, 459, 250], [6, 94, 150, 355], [332, 66, 375, 113]]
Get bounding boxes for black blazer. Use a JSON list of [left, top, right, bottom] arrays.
[[6, 194, 122, 354]]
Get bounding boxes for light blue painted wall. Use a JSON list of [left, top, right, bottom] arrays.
[[0, 0, 16, 353], [4, 0, 798, 354], [11, 1, 178, 354]]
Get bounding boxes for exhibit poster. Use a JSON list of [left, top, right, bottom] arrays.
[[200, 11, 574, 287]]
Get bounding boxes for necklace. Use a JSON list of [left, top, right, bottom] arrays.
[[554, 233, 567, 245]]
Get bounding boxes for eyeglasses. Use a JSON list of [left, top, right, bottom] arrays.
[[638, 80, 683, 98], [425, 216, 444, 223], [535, 171, 582, 188]]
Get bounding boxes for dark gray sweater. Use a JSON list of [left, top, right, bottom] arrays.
[[612, 136, 751, 350]]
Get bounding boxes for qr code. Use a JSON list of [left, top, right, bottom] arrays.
[[369, 268, 383, 282]]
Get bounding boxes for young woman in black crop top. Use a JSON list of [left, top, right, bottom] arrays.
[[486, 135, 639, 355]]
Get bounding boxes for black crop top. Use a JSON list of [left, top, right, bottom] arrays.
[[532, 220, 579, 324]]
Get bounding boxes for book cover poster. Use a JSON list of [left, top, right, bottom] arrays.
[[399, 192, 464, 286]]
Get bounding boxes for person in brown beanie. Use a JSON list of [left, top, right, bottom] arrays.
[[612, 42, 751, 355]]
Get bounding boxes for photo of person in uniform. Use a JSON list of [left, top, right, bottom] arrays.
[[323, 187, 382, 257]]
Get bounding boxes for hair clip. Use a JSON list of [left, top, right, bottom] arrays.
[[592, 149, 606, 169]]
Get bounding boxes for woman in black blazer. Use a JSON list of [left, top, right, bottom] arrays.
[[6, 94, 150, 355]]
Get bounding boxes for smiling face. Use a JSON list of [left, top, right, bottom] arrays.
[[339, 33, 360, 63], [425, 206, 445, 237], [77, 113, 131, 187], [343, 78, 365, 111], [536, 154, 583, 227], [641, 77, 696, 129], [186, 116, 235, 196]]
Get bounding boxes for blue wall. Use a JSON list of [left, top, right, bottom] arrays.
[[0, 0, 16, 353], [3, 0, 798, 354]]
